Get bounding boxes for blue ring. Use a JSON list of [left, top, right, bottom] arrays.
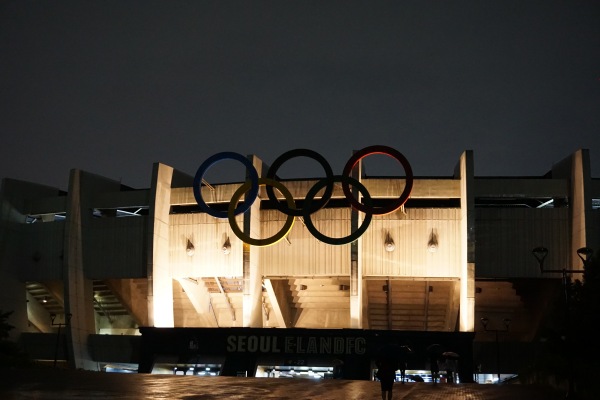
[[193, 152, 259, 219]]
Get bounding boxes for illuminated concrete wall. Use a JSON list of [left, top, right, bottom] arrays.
[[1, 148, 598, 372]]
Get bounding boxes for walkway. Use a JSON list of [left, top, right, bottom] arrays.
[[0, 368, 565, 400]]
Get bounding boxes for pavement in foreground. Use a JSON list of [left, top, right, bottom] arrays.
[[0, 368, 566, 400]]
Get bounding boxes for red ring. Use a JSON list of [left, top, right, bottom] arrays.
[[341, 145, 413, 215]]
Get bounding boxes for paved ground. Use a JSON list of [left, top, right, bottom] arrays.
[[0, 368, 565, 400]]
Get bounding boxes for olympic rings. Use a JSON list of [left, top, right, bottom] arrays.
[[303, 175, 373, 245], [228, 178, 295, 246], [342, 145, 413, 215], [194, 146, 413, 246], [265, 149, 334, 216], [193, 152, 259, 219]]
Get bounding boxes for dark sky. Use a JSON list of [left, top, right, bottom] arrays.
[[1, 1, 599, 191]]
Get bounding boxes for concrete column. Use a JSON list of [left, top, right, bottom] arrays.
[[350, 157, 363, 329], [569, 150, 592, 268], [147, 163, 174, 327], [551, 149, 596, 268], [242, 155, 263, 327], [63, 170, 96, 370], [456, 151, 475, 333]]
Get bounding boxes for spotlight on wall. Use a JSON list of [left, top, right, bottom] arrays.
[[186, 239, 195, 256], [427, 229, 438, 253], [384, 232, 395, 252], [480, 317, 489, 329], [222, 237, 231, 255]]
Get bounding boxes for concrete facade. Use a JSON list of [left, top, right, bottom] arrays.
[[0, 149, 598, 378]]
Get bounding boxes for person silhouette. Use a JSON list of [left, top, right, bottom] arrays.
[[376, 357, 397, 400], [426, 343, 443, 384], [430, 354, 440, 383], [398, 356, 407, 384], [398, 345, 412, 383]]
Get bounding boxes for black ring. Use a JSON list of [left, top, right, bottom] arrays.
[[302, 175, 373, 245], [265, 149, 335, 216]]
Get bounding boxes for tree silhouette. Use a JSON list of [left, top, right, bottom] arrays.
[[0, 309, 31, 368], [0, 309, 15, 339], [524, 255, 600, 398]]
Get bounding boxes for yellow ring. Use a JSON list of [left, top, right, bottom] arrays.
[[228, 178, 295, 246]]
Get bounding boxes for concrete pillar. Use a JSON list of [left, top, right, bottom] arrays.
[[242, 155, 263, 327], [568, 150, 592, 268], [63, 170, 96, 370], [551, 149, 596, 269], [147, 163, 174, 327], [456, 151, 475, 333], [350, 157, 363, 329]]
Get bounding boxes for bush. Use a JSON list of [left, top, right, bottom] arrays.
[[0, 309, 32, 368]]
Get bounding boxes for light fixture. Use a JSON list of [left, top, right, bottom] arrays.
[[186, 239, 195, 256], [427, 229, 438, 253], [480, 317, 488, 329], [532, 246, 548, 271], [577, 247, 593, 264], [222, 237, 231, 255], [42, 296, 48, 303], [384, 232, 395, 252]]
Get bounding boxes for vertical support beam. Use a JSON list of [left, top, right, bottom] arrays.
[[147, 163, 174, 327], [63, 169, 96, 370], [350, 156, 362, 328], [569, 150, 592, 269], [551, 149, 595, 271], [456, 151, 475, 333], [243, 155, 263, 327]]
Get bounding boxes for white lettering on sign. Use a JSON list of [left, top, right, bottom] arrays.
[[226, 335, 281, 353], [226, 335, 366, 355]]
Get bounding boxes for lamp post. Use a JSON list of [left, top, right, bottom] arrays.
[[531, 246, 593, 400], [480, 317, 511, 383], [51, 313, 72, 368]]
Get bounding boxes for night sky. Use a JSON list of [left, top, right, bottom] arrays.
[[1, 1, 599, 191]]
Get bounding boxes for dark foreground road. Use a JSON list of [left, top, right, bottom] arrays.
[[0, 368, 565, 400]]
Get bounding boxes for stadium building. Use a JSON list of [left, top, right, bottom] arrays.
[[1, 147, 598, 383]]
